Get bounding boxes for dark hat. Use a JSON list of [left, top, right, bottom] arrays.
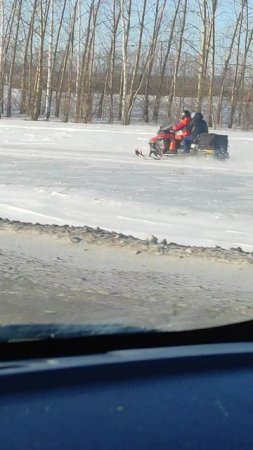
[[182, 110, 191, 118], [194, 112, 203, 120]]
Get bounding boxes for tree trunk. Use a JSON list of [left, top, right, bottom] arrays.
[[207, 0, 218, 127], [168, 0, 187, 117], [228, 1, 246, 128], [152, 0, 181, 122], [30, 1, 50, 120], [195, 0, 208, 112], [108, 0, 120, 124], [0, 0, 4, 117], [6, 0, 22, 117], [97, 68, 108, 119], [143, 0, 168, 123], [44, 0, 54, 120], [20, 0, 37, 115], [216, 9, 243, 126], [56, 4, 77, 120]]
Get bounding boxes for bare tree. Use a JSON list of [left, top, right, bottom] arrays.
[[0, 0, 4, 117], [119, 0, 131, 123], [207, 0, 218, 127], [238, 2, 253, 128], [48, 0, 67, 118], [62, 14, 75, 123], [30, 0, 50, 120], [75, 1, 94, 121], [6, 0, 22, 117], [195, 0, 209, 111], [75, 0, 101, 122], [216, 6, 243, 126], [120, 0, 171, 124], [167, 0, 187, 117], [73, 0, 82, 119], [108, 0, 121, 123], [55, 0, 78, 121], [152, 0, 181, 122], [227, 0, 247, 128], [20, 0, 38, 114], [143, 0, 168, 123], [122, 0, 150, 125], [44, 0, 54, 120], [2, 0, 23, 115]]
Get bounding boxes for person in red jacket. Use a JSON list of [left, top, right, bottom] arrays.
[[166, 110, 191, 153], [149, 110, 192, 155], [171, 110, 191, 134]]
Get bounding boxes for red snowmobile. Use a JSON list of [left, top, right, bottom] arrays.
[[148, 122, 186, 156], [135, 121, 229, 160]]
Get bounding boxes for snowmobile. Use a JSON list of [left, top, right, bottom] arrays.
[[135, 122, 229, 161]]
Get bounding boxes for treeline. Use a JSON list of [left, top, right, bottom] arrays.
[[0, 0, 253, 127]]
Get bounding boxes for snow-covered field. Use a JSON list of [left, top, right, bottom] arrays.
[[0, 119, 253, 251]]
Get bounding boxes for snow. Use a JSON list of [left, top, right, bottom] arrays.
[[0, 118, 253, 251]]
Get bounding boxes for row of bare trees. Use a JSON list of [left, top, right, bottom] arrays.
[[1, 0, 253, 127]]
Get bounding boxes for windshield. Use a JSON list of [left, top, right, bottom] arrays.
[[0, 0, 252, 337]]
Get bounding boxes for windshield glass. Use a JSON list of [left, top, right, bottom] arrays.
[[0, 0, 252, 335]]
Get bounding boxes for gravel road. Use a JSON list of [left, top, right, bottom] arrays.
[[0, 220, 252, 331]]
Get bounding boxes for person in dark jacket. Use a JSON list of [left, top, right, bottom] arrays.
[[183, 112, 208, 153]]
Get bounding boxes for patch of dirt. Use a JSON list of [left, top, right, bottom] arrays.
[[0, 218, 253, 331]]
